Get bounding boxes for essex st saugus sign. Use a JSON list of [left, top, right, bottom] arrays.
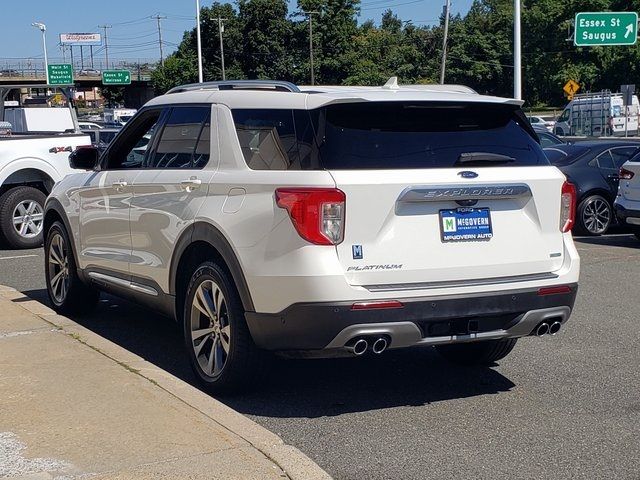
[[574, 12, 638, 46]]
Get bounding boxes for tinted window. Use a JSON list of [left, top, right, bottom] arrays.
[[312, 102, 547, 169], [596, 151, 615, 170], [105, 110, 161, 170], [538, 133, 562, 148], [233, 103, 546, 170], [149, 106, 210, 169], [610, 147, 638, 168], [232, 109, 300, 170]]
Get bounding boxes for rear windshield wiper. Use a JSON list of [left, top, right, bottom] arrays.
[[457, 152, 516, 164]]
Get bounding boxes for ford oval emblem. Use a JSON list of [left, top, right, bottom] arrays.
[[458, 171, 479, 179]]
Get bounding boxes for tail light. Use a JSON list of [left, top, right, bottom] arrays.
[[275, 188, 345, 245], [620, 167, 635, 180], [560, 181, 576, 233]]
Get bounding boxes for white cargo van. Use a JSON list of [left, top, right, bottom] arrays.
[[554, 91, 639, 137]]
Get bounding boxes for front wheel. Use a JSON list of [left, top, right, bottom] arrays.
[[435, 338, 518, 365], [183, 262, 264, 394], [576, 195, 612, 236]]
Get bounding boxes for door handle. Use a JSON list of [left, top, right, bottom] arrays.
[[112, 180, 128, 191], [181, 178, 202, 192]]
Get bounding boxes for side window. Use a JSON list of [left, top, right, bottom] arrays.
[[148, 106, 210, 169], [105, 110, 161, 170], [232, 109, 300, 170], [596, 151, 615, 170], [610, 147, 638, 168], [192, 119, 211, 169], [539, 134, 554, 148], [558, 109, 570, 122]]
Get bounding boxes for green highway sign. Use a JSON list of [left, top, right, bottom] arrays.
[[47, 64, 74, 85], [574, 12, 638, 46], [102, 70, 132, 85]]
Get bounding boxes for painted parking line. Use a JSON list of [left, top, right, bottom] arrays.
[[0, 254, 39, 261]]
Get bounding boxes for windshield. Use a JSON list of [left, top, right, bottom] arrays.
[[312, 102, 547, 169]]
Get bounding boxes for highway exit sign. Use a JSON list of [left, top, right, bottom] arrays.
[[102, 70, 131, 85], [47, 64, 74, 85], [574, 12, 638, 46]]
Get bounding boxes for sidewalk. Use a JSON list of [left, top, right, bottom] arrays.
[[0, 285, 331, 480]]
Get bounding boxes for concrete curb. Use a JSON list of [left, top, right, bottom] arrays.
[[0, 284, 332, 480]]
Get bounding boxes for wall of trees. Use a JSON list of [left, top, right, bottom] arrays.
[[152, 0, 640, 107]]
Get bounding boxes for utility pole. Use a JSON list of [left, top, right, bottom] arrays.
[[152, 15, 167, 67], [196, 0, 203, 82], [217, 17, 227, 80], [513, 0, 522, 100], [306, 11, 319, 86], [439, 0, 451, 84], [98, 25, 111, 69]]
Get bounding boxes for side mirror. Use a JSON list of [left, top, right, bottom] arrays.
[[69, 146, 99, 170]]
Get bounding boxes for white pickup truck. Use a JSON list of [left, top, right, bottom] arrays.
[[0, 85, 91, 248]]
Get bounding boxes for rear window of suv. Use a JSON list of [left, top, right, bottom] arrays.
[[232, 102, 548, 170]]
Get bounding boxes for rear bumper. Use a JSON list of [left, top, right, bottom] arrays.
[[245, 284, 578, 351], [614, 203, 640, 226]]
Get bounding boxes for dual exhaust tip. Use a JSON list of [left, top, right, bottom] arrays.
[[346, 336, 389, 356], [536, 320, 562, 337]]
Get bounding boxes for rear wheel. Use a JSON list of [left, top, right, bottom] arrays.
[[45, 221, 99, 314], [576, 194, 612, 236], [435, 338, 518, 365], [183, 261, 263, 394], [0, 186, 46, 249]]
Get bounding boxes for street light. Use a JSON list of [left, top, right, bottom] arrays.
[[32, 22, 49, 83], [513, 0, 522, 100]]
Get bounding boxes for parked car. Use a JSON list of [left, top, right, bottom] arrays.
[[0, 86, 91, 248], [0, 69, 20, 77], [78, 121, 103, 130], [78, 68, 101, 76], [544, 141, 640, 235], [614, 152, 640, 240], [528, 115, 554, 132], [44, 79, 579, 393]]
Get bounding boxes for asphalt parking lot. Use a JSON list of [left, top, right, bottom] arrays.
[[1, 234, 639, 479]]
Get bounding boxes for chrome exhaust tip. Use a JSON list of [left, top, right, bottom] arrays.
[[372, 337, 388, 354], [548, 321, 562, 335], [345, 338, 369, 356], [536, 322, 550, 336]]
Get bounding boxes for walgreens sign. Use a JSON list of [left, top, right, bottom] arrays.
[[59, 33, 102, 45]]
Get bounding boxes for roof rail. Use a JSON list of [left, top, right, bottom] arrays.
[[167, 80, 301, 94]]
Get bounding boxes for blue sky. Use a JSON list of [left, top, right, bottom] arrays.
[[0, 0, 473, 65]]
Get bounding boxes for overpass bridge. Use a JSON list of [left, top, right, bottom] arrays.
[[0, 72, 155, 108]]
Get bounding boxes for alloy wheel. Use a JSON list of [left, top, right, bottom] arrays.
[[47, 233, 70, 304], [582, 197, 611, 235], [190, 279, 231, 378], [12, 200, 43, 238]]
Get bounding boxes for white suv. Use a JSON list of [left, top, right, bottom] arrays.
[[43, 80, 580, 393], [615, 153, 640, 240]]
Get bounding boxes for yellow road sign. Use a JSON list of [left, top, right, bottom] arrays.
[[564, 79, 580, 97]]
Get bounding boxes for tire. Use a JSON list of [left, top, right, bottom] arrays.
[[0, 186, 46, 249], [435, 338, 518, 366], [183, 261, 264, 394], [45, 221, 99, 315], [576, 194, 612, 236]]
